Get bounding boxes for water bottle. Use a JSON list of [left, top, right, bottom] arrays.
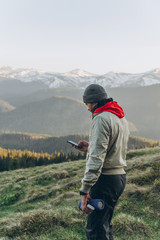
[[78, 199, 104, 211]]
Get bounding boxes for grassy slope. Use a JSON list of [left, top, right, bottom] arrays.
[[0, 147, 160, 240]]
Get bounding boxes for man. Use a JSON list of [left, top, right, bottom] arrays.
[[76, 84, 129, 240]]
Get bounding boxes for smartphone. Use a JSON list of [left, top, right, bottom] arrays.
[[67, 140, 82, 148]]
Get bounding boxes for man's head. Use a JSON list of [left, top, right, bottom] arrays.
[[83, 84, 108, 103], [83, 84, 108, 112]]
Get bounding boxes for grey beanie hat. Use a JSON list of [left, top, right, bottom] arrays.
[[83, 84, 108, 103]]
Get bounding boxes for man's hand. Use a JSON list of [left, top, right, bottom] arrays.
[[76, 140, 89, 152], [80, 194, 92, 214]]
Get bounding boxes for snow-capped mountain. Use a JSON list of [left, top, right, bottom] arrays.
[[0, 66, 160, 88], [63, 69, 97, 77]]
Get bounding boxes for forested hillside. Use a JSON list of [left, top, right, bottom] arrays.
[[0, 147, 86, 172], [0, 132, 159, 154], [0, 133, 159, 172]]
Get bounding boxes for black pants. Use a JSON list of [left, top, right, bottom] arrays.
[[86, 174, 126, 240]]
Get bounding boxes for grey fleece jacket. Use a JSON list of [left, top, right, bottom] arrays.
[[80, 111, 129, 194]]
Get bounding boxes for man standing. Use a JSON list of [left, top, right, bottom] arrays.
[[77, 84, 129, 240]]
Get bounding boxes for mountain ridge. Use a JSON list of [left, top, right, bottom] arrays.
[[0, 96, 91, 136], [0, 100, 15, 113], [0, 95, 136, 137], [0, 66, 160, 88]]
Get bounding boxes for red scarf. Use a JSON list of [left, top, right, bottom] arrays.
[[93, 101, 125, 118]]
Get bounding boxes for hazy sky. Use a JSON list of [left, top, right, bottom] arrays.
[[0, 0, 160, 74]]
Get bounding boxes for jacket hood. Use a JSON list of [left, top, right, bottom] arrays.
[[93, 101, 125, 118]]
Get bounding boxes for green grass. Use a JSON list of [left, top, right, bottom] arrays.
[[126, 146, 160, 159], [0, 147, 160, 239]]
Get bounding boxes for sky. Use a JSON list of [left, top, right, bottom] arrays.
[[0, 0, 160, 74]]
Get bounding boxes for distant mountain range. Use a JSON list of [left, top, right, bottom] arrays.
[[0, 66, 160, 88], [0, 66, 160, 140]]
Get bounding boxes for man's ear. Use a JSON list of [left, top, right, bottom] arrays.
[[91, 103, 98, 113]]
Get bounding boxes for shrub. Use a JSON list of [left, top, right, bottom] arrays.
[[5, 210, 58, 237], [0, 191, 23, 206], [34, 172, 56, 186], [113, 213, 151, 238], [151, 161, 160, 177], [53, 170, 69, 179], [128, 169, 158, 186], [152, 178, 160, 193], [123, 184, 150, 199]]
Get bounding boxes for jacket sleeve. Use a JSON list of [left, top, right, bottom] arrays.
[[80, 115, 110, 194]]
